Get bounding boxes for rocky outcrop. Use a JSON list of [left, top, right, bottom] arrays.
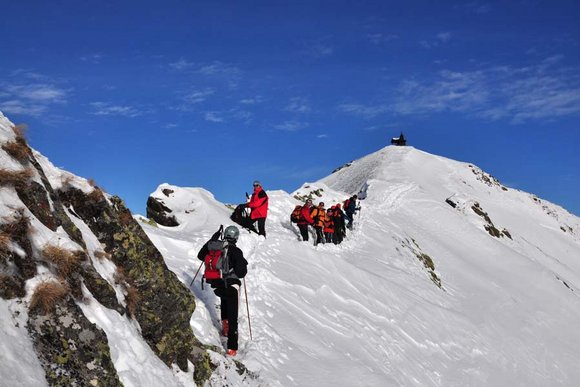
[[1, 122, 214, 386], [146, 196, 179, 226], [59, 187, 213, 380]]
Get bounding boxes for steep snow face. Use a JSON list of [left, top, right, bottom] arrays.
[[142, 145, 580, 387]]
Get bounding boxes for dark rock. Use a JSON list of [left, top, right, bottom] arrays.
[[162, 189, 174, 197], [58, 188, 211, 379], [146, 196, 179, 227], [28, 296, 122, 386], [15, 181, 58, 231]]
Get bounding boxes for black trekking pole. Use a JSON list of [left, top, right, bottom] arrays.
[[189, 262, 203, 287], [243, 278, 253, 340]]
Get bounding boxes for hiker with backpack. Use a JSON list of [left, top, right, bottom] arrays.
[[310, 202, 326, 246], [332, 203, 347, 244], [344, 195, 359, 229], [246, 180, 268, 237], [297, 199, 315, 241], [197, 225, 248, 357], [324, 208, 335, 244]]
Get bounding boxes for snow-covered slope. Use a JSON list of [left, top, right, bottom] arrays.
[[142, 146, 580, 386]]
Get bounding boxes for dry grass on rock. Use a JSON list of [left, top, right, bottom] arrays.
[[2, 140, 30, 162], [29, 280, 70, 315], [0, 168, 34, 187], [42, 245, 82, 278]]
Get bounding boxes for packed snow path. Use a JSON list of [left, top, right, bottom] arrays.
[[142, 146, 580, 386]]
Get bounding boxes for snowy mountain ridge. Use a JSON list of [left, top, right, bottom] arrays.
[[2, 109, 580, 386], [143, 144, 580, 386]]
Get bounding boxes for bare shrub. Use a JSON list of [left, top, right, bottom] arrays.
[[61, 174, 74, 188], [1, 208, 31, 237], [2, 141, 30, 162], [0, 232, 9, 255], [93, 250, 111, 260], [88, 187, 104, 202], [125, 285, 141, 317], [29, 280, 70, 315], [113, 266, 126, 285], [0, 168, 34, 187], [11, 124, 28, 144], [87, 178, 97, 187], [42, 245, 81, 278]]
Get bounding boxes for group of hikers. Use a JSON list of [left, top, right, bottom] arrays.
[[291, 195, 360, 245], [196, 180, 360, 357]]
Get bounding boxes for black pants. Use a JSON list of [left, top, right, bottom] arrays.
[[298, 224, 309, 241], [253, 218, 266, 237], [314, 226, 324, 245], [216, 286, 239, 350]]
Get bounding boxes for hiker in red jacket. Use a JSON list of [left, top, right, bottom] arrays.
[[247, 180, 269, 237], [297, 199, 314, 241]]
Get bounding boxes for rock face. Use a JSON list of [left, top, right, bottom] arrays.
[[146, 196, 179, 226], [59, 188, 208, 373], [0, 116, 214, 386]]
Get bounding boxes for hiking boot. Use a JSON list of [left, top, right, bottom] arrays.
[[226, 349, 237, 357], [221, 320, 229, 337]]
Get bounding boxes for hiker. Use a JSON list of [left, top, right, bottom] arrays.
[[332, 204, 346, 244], [344, 195, 359, 229], [246, 180, 268, 237], [324, 208, 335, 244], [197, 225, 248, 357], [297, 199, 314, 241], [310, 202, 326, 245]]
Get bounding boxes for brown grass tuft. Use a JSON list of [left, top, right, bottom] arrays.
[[125, 285, 141, 317], [93, 250, 111, 260], [0, 168, 34, 187], [0, 232, 10, 254], [2, 141, 30, 162], [42, 245, 81, 278], [88, 187, 104, 202], [1, 208, 31, 237], [12, 124, 28, 144], [113, 266, 126, 285], [29, 280, 70, 315], [87, 178, 97, 187]]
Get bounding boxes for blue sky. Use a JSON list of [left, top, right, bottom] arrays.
[[1, 0, 579, 215]]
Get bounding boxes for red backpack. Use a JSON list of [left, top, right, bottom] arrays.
[[343, 199, 351, 210], [203, 240, 230, 281]]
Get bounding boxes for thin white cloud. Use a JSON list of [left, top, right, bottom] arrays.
[[169, 59, 195, 71], [368, 33, 400, 45], [5, 84, 67, 102], [457, 2, 492, 14], [273, 120, 309, 131], [90, 102, 144, 118], [0, 100, 46, 116], [198, 61, 241, 78], [80, 53, 103, 64], [437, 32, 452, 43], [0, 78, 69, 117], [184, 88, 215, 104], [317, 134, 329, 139], [204, 111, 224, 123], [339, 58, 580, 124], [284, 97, 311, 113], [240, 96, 264, 105]]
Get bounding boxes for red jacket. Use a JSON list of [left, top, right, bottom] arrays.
[[298, 205, 314, 225], [248, 186, 268, 219]]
